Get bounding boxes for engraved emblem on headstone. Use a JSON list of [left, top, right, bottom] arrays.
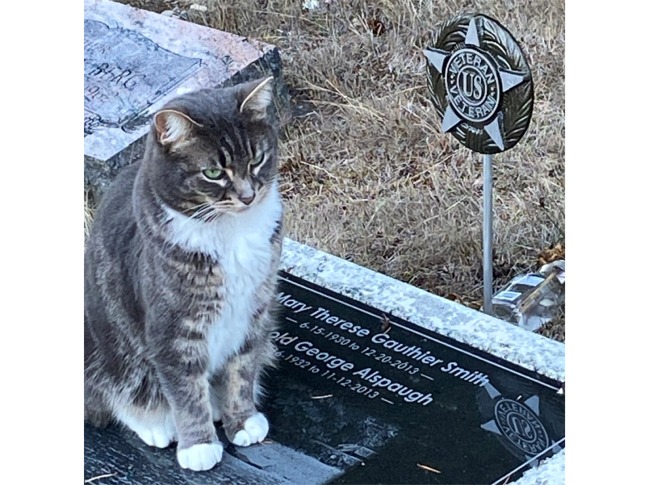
[[83, 19, 202, 135], [493, 398, 549, 455], [424, 15, 533, 154], [479, 382, 562, 467]]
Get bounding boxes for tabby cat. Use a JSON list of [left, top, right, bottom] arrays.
[[84, 77, 283, 472]]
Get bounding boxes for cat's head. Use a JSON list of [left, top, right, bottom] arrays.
[[143, 77, 278, 217]]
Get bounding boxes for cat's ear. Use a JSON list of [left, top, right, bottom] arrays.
[[238, 77, 274, 121], [153, 109, 203, 147]]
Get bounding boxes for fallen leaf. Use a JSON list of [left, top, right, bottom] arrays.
[[380, 314, 392, 333]]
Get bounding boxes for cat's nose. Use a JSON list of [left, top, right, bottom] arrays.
[[239, 194, 256, 205]]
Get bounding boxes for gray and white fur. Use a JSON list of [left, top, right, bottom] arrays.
[[84, 77, 283, 472]]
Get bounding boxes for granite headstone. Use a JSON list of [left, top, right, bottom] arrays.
[[84, 0, 286, 197]]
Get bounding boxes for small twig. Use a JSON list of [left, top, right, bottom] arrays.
[[311, 394, 333, 399], [298, 159, 340, 181], [401, 103, 439, 133], [417, 463, 441, 474], [538, 202, 565, 239], [84, 472, 117, 483]]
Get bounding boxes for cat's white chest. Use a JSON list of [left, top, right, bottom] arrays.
[[164, 186, 282, 372]]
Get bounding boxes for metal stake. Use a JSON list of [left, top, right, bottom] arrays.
[[483, 154, 494, 314]]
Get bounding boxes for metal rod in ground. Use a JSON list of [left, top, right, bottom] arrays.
[[483, 153, 494, 314]]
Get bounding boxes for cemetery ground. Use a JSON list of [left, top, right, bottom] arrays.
[[86, 0, 565, 341]]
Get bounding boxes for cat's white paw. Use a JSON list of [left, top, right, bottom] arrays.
[[231, 412, 269, 447], [137, 421, 176, 448], [177, 442, 223, 471], [117, 409, 176, 448]]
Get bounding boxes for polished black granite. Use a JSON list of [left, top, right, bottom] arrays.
[[85, 272, 564, 484]]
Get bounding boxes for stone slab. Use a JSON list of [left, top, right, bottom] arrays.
[[281, 239, 565, 383], [279, 239, 566, 484], [85, 422, 342, 485], [84, 0, 286, 197], [85, 271, 564, 484]]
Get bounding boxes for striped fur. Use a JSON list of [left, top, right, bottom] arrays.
[[84, 78, 282, 472]]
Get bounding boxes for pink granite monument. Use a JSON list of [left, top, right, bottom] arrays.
[[84, 0, 285, 196]]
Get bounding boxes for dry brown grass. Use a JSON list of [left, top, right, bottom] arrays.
[[101, 0, 565, 341]]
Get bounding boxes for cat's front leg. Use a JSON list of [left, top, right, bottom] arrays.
[[172, 379, 223, 471], [151, 323, 223, 471], [216, 338, 275, 447]]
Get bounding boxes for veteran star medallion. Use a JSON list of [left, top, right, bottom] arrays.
[[478, 382, 563, 468], [424, 15, 534, 153]]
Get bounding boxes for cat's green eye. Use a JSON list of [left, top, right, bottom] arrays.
[[202, 168, 224, 180]]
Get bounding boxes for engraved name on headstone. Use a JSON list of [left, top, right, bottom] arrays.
[[84, 19, 201, 136]]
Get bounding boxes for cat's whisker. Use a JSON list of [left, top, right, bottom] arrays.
[[202, 209, 221, 223], [190, 204, 213, 217], [205, 211, 220, 223], [193, 206, 216, 223], [181, 203, 216, 227], [181, 202, 210, 215], [157, 204, 213, 255], [156, 206, 210, 254]]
